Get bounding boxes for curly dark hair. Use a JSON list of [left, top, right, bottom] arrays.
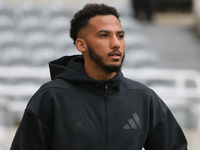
[[70, 3, 121, 44]]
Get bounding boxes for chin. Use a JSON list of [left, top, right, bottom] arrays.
[[102, 63, 122, 73]]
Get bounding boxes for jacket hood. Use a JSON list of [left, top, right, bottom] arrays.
[[49, 55, 124, 90], [49, 55, 87, 82]]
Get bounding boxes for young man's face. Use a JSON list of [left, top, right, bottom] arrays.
[[84, 15, 125, 73]]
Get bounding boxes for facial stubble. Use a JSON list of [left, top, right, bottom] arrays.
[[87, 43, 125, 73]]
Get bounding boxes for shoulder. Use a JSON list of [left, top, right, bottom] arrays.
[[26, 79, 81, 108], [34, 79, 81, 97], [121, 75, 168, 111], [121, 75, 150, 91], [40, 79, 81, 92], [123, 76, 167, 102]]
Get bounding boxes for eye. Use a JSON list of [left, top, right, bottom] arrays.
[[118, 34, 124, 39], [100, 34, 108, 37]]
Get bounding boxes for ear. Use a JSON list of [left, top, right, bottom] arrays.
[[75, 38, 87, 53]]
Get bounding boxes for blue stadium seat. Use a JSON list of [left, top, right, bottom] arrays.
[[54, 33, 74, 51], [17, 16, 47, 35], [47, 17, 70, 36], [41, 1, 71, 21], [0, 16, 16, 33], [0, 39, 24, 66], [13, 1, 41, 21], [0, 2, 14, 19]]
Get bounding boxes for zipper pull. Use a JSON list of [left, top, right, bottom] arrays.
[[105, 81, 108, 90], [105, 84, 108, 90], [104, 81, 108, 97]]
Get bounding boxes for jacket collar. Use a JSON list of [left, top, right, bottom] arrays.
[[49, 55, 123, 92]]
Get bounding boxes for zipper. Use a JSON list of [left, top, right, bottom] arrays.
[[104, 81, 108, 150]]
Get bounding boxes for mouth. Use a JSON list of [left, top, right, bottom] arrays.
[[108, 50, 122, 60]]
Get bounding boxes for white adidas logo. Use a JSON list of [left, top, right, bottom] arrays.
[[124, 113, 142, 129]]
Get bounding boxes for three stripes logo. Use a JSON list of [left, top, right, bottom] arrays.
[[123, 113, 142, 129]]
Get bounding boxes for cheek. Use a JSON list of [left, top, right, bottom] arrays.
[[92, 42, 110, 54], [120, 42, 126, 53]]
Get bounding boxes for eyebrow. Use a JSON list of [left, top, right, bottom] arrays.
[[96, 30, 125, 35]]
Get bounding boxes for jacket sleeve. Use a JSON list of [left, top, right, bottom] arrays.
[[144, 108, 188, 150], [10, 110, 52, 150]]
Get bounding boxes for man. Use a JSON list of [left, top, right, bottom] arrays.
[[11, 3, 187, 150]]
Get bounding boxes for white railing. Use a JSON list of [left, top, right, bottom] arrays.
[[0, 66, 50, 97]]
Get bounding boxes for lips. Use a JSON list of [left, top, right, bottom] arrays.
[[108, 50, 122, 60]]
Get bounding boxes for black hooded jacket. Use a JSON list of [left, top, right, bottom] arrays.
[[11, 55, 187, 150]]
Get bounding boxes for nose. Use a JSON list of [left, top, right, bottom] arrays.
[[110, 36, 120, 49]]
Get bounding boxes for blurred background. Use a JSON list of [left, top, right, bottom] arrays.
[[0, 0, 200, 149]]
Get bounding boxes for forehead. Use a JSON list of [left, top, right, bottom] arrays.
[[88, 15, 123, 32]]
